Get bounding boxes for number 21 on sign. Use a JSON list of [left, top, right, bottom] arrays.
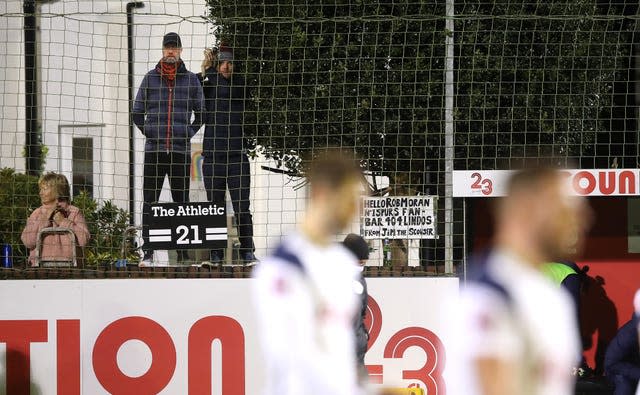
[[470, 172, 493, 196], [176, 225, 203, 245]]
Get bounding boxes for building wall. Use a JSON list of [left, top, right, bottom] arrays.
[[0, 1, 27, 171]]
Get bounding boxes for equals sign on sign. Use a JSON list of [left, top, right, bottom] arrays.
[[149, 228, 172, 242], [205, 227, 227, 241]]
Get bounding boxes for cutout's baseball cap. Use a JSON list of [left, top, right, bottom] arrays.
[[218, 44, 234, 62], [163, 32, 182, 48]]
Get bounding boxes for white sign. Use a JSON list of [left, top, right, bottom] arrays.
[[361, 196, 437, 239], [0, 278, 458, 394], [453, 169, 640, 197]]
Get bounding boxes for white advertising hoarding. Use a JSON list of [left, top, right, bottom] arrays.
[[0, 278, 458, 394], [453, 169, 640, 197]]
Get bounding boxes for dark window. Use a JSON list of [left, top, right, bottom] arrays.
[[72, 137, 93, 197]]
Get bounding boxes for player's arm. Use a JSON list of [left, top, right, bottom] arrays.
[[475, 357, 518, 395], [460, 287, 521, 395]]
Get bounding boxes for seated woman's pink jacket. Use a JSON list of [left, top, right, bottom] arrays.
[[21, 202, 90, 266]]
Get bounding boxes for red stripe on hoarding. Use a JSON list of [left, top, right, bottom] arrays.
[[57, 319, 81, 395]]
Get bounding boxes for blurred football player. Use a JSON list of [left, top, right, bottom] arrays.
[[449, 166, 592, 395], [252, 150, 364, 395]]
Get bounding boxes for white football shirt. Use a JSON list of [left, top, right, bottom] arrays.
[[447, 249, 581, 395], [252, 232, 362, 395]]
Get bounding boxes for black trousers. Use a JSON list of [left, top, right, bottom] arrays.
[[142, 151, 190, 250], [609, 374, 638, 395], [202, 151, 254, 255]]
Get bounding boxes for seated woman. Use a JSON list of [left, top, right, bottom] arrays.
[[21, 172, 90, 266]]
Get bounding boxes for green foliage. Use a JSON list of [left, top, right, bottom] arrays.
[[72, 192, 138, 266], [453, 0, 636, 169], [206, 0, 445, 191], [0, 168, 40, 266], [205, 0, 637, 176]]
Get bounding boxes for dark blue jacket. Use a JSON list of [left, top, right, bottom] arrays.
[[604, 315, 640, 381], [133, 61, 204, 154], [354, 273, 369, 365], [201, 68, 248, 155]]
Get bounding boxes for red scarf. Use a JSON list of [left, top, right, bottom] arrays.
[[157, 59, 181, 87]]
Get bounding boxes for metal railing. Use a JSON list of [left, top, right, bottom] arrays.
[[35, 227, 77, 267]]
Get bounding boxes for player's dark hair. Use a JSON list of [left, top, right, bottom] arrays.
[[343, 233, 370, 260], [306, 149, 362, 191]]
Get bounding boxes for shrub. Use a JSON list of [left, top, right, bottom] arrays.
[[72, 191, 139, 266], [0, 168, 40, 266]]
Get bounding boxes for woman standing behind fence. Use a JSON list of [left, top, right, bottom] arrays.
[[21, 172, 90, 267]]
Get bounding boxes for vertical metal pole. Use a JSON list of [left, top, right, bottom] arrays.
[[444, 0, 455, 274], [462, 198, 467, 281], [127, 2, 144, 225], [24, 0, 41, 176], [635, 37, 639, 159]]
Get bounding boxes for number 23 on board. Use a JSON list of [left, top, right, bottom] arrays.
[[470, 172, 493, 196]]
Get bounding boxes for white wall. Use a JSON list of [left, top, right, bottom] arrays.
[[0, 1, 27, 171]]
